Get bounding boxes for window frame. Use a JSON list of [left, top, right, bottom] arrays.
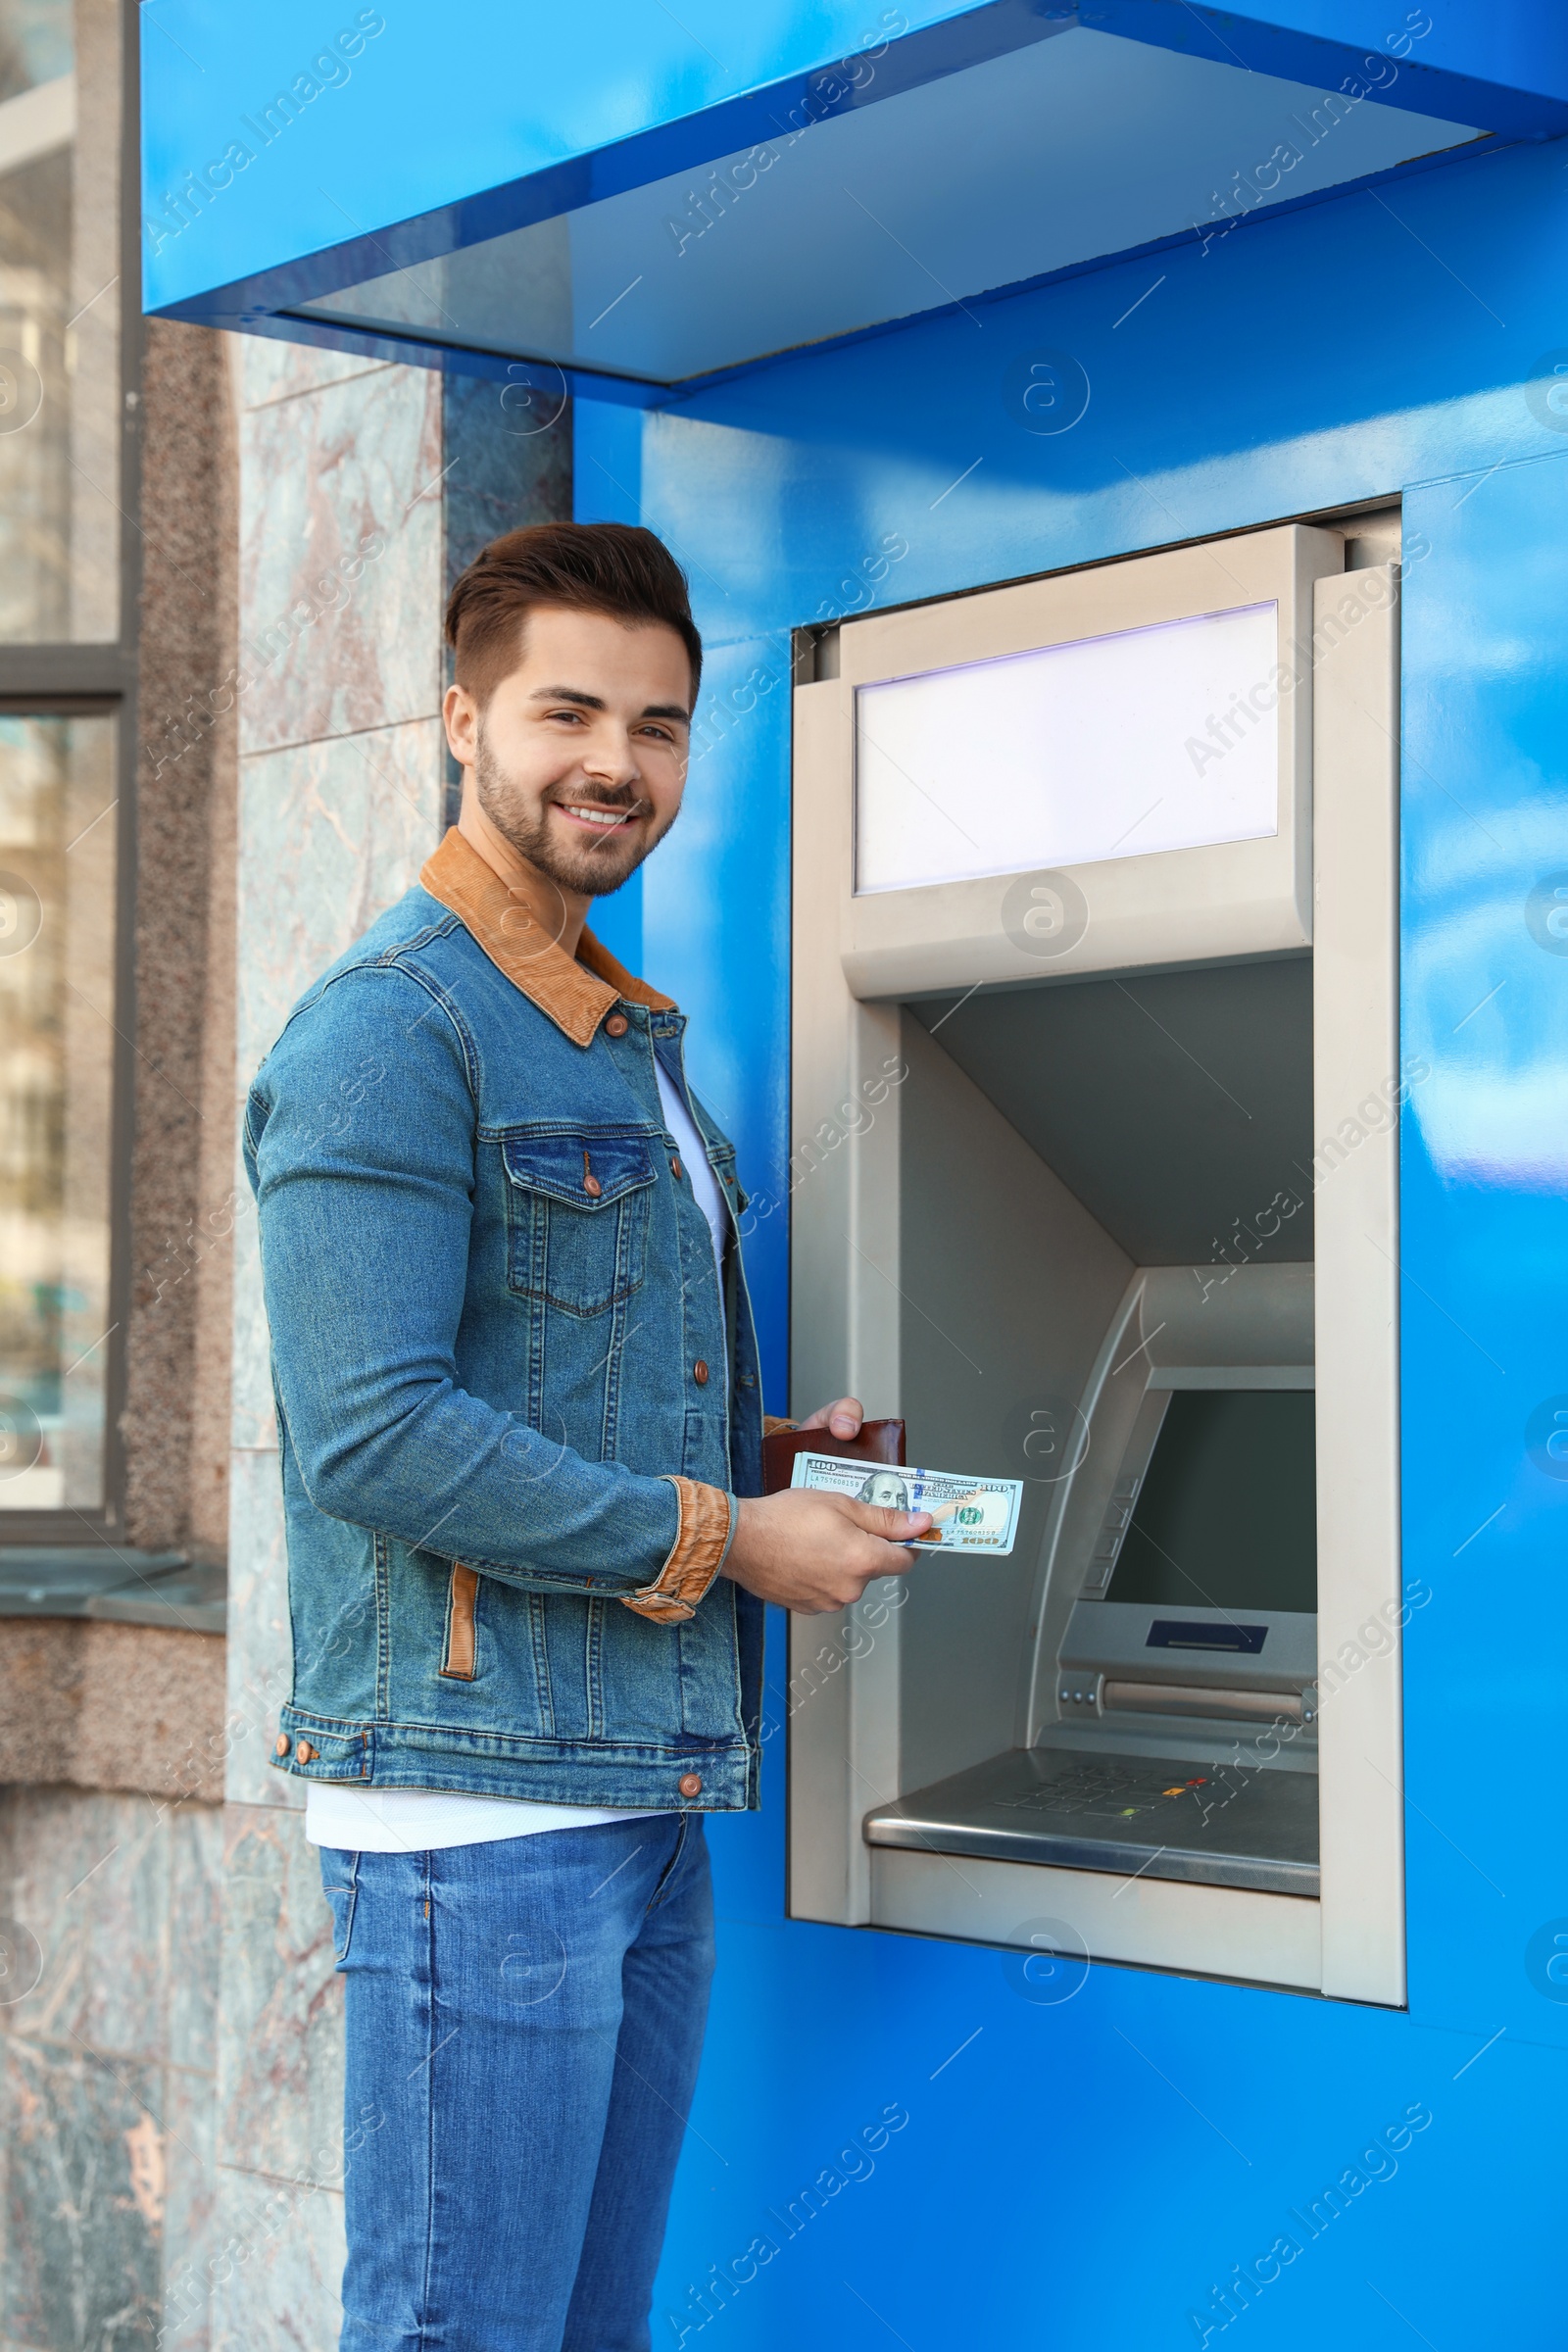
[[0, 0, 143, 1544]]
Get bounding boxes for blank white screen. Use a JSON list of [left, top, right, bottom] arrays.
[[854, 601, 1280, 895]]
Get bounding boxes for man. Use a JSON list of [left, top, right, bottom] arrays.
[[246, 522, 931, 2352]]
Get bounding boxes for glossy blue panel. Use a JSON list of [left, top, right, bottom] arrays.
[[635, 150, 1567, 636], [1398, 452, 1568, 2041], [1172, 0, 1568, 95], [566, 122, 1568, 2343], [1091, 0, 1568, 121], [661, 1919, 1568, 2347]]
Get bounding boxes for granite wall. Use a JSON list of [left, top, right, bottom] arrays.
[[124, 318, 240, 1563], [0, 1621, 224, 1801]]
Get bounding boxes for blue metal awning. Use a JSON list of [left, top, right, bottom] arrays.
[[141, 2, 1568, 398]]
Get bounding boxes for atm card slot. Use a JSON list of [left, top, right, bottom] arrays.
[[863, 1745, 1319, 1896], [1146, 1619, 1269, 1653]]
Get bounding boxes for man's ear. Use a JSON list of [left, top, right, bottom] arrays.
[[443, 680, 479, 767]]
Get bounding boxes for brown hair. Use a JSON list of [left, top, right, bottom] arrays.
[[445, 521, 703, 710]]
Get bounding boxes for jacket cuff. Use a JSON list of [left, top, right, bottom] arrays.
[[762, 1415, 796, 1437], [620, 1477, 736, 1622]]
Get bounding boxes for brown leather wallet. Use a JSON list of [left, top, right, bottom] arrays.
[[760, 1417, 906, 1495]]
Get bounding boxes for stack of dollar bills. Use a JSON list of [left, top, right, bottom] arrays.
[[789, 1451, 1023, 1554]]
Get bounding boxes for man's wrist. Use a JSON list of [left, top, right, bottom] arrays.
[[620, 1477, 736, 1622]]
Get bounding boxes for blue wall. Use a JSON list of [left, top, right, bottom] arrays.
[[575, 125, 1568, 2348]]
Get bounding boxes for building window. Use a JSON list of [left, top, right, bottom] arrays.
[[0, 0, 132, 1544], [0, 712, 117, 1508], [0, 0, 121, 641]]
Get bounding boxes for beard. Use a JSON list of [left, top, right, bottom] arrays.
[[474, 728, 675, 898]]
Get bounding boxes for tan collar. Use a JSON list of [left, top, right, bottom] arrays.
[[418, 828, 675, 1048]]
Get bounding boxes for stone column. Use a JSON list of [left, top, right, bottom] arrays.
[[213, 339, 446, 2347]]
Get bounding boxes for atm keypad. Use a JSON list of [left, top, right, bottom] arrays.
[[998, 1758, 1218, 1820]]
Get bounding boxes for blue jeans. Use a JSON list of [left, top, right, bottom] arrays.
[[320, 1815, 714, 2351]]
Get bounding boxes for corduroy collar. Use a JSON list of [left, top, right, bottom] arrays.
[[418, 827, 675, 1048]]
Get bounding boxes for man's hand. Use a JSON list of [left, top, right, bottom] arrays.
[[723, 1488, 930, 1615]]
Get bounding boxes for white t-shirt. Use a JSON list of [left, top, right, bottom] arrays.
[[305, 1057, 728, 1852]]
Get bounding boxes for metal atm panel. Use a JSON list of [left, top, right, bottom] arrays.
[[865, 1747, 1320, 1894], [866, 1267, 1319, 1897], [787, 523, 1403, 2003]]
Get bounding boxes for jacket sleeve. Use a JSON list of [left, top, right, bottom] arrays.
[[247, 962, 734, 1611]]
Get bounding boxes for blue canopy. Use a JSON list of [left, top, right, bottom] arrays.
[[141, 1, 1568, 396]]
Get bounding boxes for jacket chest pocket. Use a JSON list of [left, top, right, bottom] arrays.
[[503, 1130, 657, 1318]]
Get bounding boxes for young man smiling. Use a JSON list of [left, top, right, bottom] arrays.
[[246, 523, 929, 2352]]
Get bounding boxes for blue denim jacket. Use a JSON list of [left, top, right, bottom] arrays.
[[246, 829, 765, 1810]]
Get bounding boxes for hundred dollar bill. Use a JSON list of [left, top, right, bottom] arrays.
[[788, 1451, 1023, 1555]]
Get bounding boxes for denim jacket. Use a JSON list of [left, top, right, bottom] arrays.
[[245, 829, 766, 1810]]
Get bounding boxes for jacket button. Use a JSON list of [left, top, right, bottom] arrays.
[[678, 1772, 703, 1798], [273, 1734, 289, 1758], [670, 1156, 682, 1180], [582, 1173, 603, 1199], [295, 1740, 317, 1764], [693, 1359, 709, 1386], [605, 1013, 628, 1037]]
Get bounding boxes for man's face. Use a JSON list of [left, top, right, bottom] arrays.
[[445, 606, 692, 898]]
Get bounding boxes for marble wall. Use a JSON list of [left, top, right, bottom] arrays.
[[215, 337, 449, 2347], [0, 1787, 222, 2350]]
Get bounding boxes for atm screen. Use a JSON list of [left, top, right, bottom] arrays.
[[1105, 1390, 1317, 1615]]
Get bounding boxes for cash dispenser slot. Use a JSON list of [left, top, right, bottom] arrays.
[[1102, 1685, 1306, 1724]]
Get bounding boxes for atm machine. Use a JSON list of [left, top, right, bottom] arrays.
[[788, 517, 1406, 2004]]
